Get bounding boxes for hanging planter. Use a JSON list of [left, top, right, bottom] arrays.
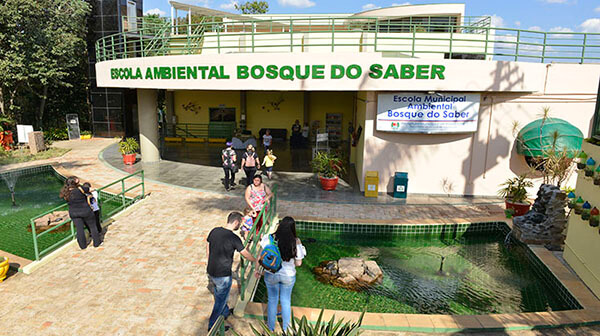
[[577, 151, 588, 169], [589, 207, 600, 227], [581, 201, 592, 220], [567, 192, 577, 209], [584, 157, 596, 177], [574, 196, 585, 214]]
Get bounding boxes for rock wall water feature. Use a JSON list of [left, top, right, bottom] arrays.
[[512, 184, 568, 250]]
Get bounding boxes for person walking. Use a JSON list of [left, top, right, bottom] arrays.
[[222, 140, 237, 191], [244, 175, 272, 232], [206, 212, 258, 331], [256, 216, 306, 332], [59, 176, 102, 249], [241, 144, 260, 186], [262, 129, 273, 152]]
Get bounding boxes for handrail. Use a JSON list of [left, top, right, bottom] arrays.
[[207, 315, 226, 336], [28, 171, 145, 260], [95, 16, 600, 64], [239, 184, 278, 301]]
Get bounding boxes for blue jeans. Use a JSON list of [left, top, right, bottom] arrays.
[[208, 275, 232, 330], [264, 272, 296, 332]]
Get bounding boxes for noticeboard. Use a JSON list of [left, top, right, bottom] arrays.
[[377, 93, 480, 134], [66, 114, 81, 140]]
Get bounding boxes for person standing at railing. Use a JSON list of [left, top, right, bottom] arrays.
[[206, 212, 257, 332], [255, 216, 306, 333], [222, 140, 237, 191], [59, 176, 103, 249], [245, 175, 273, 233], [241, 144, 260, 186], [82, 182, 103, 237]]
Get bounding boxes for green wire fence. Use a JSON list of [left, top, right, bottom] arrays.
[[28, 171, 145, 261], [96, 16, 600, 64]]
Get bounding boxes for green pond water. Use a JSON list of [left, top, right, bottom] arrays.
[[253, 229, 573, 315], [0, 169, 122, 260]]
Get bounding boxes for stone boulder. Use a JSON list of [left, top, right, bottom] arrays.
[[313, 257, 383, 291], [28, 211, 71, 233]]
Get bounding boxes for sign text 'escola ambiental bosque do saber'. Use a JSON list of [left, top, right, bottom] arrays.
[[110, 64, 446, 81]]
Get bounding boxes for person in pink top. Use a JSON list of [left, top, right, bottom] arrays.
[[244, 175, 272, 232]]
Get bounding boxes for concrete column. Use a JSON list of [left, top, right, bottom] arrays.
[[137, 89, 160, 163]]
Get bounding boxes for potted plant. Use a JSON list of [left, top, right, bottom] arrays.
[[311, 151, 345, 191], [584, 157, 596, 177], [80, 130, 92, 140], [498, 174, 534, 216], [582, 201, 592, 220], [576, 151, 588, 170], [119, 137, 139, 165]]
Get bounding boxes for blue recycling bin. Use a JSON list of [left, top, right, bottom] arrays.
[[393, 172, 408, 198]]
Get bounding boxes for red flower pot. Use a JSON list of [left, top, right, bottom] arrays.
[[505, 200, 531, 217], [319, 176, 339, 191], [0, 131, 13, 151], [122, 153, 136, 165]]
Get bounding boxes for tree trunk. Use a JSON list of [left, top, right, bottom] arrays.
[[0, 87, 5, 116], [37, 85, 48, 129]]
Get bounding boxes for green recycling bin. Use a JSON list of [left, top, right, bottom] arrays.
[[393, 172, 408, 198]]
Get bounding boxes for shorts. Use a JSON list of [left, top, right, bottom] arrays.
[[265, 167, 273, 172]]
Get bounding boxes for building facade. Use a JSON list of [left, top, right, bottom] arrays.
[[94, 2, 600, 196]]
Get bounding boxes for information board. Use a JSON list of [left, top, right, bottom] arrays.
[[66, 114, 81, 140], [377, 93, 480, 134]]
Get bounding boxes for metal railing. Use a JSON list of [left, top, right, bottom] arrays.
[[163, 122, 235, 139], [207, 316, 226, 336], [239, 184, 279, 301], [28, 171, 145, 260], [96, 16, 600, 63]]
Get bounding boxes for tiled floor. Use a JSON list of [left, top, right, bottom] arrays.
[[1, 139, 598, 335]]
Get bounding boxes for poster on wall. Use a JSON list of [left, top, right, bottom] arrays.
[[377, 92, 480, 134]]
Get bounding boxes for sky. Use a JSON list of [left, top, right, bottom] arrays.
[[143, 0, 600, 33]]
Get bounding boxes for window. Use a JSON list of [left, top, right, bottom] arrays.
[[209, 108, 236, 122], [126, 0, 137, 31]]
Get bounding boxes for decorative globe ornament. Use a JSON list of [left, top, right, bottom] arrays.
[[574, 196, 585, 214], [577, 151, 588, 169], [590, 207, 600, 227], [567, 192, 577, 209], [585, 157, 596, 177], [582, 201, 592, 220]]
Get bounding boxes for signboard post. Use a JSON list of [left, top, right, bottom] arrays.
[[66, 114, 81, 140], [377, 93, 480, 134]]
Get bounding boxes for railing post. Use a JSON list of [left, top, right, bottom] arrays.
[[290, 20, 294, 52], [581, 33, 587, 64], [514, 30, 520, 61], [484, 28, 489, 59], [30, 220, 40, 261], [124, 33, 128, 58], [411, 25, 416, 57], [331, 18, 335, 52], [217, 27, 221, 53], [252, 22, 255, 53], [541, 32, 547, 63], [139, 29, 144, 57], [121, 179, 126, 208], [374, 19, 378, 52], [110, 36, 115, 60], [449, 28, 453, 59], [141, 170, 145, 199]]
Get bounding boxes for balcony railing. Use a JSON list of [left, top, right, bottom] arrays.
[[95, 16, 600, 64]]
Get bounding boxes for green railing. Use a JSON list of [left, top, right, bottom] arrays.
[[163, 122, 235, 139], [96, 16, 600, 63], [239, 184, 279, 301], [28, 171, 145, 260], [207, 316, 226, 336]]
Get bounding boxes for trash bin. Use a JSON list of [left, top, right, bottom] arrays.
[[393, 172, 408, 198], [364, 171, 379, 197]]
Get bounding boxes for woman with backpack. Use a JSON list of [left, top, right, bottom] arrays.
[[241, 144, 260, 186], [256, 216, 306, 332]]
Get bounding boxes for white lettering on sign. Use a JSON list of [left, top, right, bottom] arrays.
[[396, 186, 405, 192], [377, 92, 480, 134], [367, 185, 376, 191]]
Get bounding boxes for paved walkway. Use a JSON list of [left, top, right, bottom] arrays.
[[1, 139, 595, 335]]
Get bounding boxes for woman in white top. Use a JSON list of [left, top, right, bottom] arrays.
[[257, 216, 306, 332]]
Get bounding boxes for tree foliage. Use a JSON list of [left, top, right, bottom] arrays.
[[0, 0, 91, 130], [235, 1, 269, 14]]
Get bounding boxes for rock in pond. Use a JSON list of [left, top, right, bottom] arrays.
[[312, 257, 383, 291]]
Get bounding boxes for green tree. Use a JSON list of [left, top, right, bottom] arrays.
[[235, 1, 269, 14], [0, 0, 91, 128]]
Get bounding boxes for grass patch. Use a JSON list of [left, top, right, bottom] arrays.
[[0, 147, 71, 165]]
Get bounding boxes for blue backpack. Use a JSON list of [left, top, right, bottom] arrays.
[[260, 234, 282, 273]]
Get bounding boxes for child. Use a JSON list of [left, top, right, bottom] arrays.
[[262, 149, 277, 179], [241, 207, 256, 241], [83, 182, 102, 236], [262, 129, 273, 151]]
